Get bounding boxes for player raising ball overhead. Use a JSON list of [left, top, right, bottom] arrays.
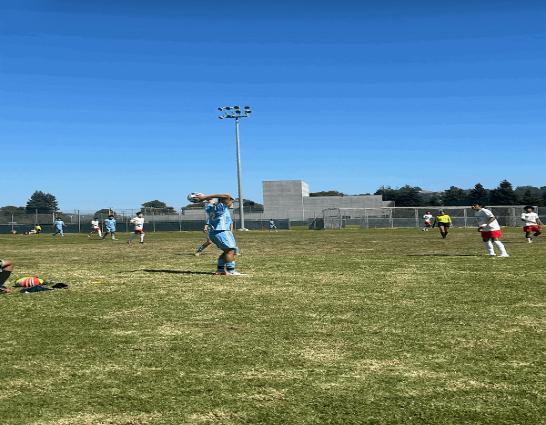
[[471, 202, 509, 257], [191, 193, 246, 276]]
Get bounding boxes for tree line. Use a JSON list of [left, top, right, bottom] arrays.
[[0, 191, 265, 219], [310, 180, 546, 207]]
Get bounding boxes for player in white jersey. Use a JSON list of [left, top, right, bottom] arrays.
[[471, 203, 509, 257], [127, 212, 148, 244], [422, 212, 433, 231], [88, 218, 102, 238], [521, 205, 543, 243], [195, 193, 246, 275]]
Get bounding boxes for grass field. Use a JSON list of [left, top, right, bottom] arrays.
[[1, 228, 545, 425]]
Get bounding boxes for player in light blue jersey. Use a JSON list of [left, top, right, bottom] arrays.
[[196, 193, 245, 275], [52, 218, 66, 236], [102, 215, 118, 240]]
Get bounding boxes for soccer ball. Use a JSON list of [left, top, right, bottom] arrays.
[[187, 192, 204, 203]]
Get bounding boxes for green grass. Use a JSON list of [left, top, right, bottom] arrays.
[[1, 228, 546, 424]]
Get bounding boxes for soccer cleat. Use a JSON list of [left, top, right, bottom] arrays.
[[127, 241, 132, 244], [485, 253, 496, 256], [215, 271, 227, 275], [226, 271, 248, 276], [527, 240, 533, 243], [139, 242, 145, 244], [194, 253, 200, 256], [497, 254, 510, 258]]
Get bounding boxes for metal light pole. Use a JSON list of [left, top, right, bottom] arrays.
[[218, 106, 252, 230]]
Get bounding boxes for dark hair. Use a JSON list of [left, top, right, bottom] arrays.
[[524, 205, 535, 210], [471, 202, 486, 207]]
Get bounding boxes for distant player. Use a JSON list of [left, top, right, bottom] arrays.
[[0, 258, 15, 293], [521, 205, 543, 243], [194, 223, 212, 256], [269, 219, 277, 232], [471, 203, 509, 257], [196, 193, 246, 275], [35, 225, 42, 234], [102, 215, 118, 240], [432, 211, 452, 239], [88, 218, 102, 238], [422, 212, 433, 231], [127, 212, 148, 244], [52, 217, 66, 236]]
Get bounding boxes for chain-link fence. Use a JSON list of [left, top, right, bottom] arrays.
[[322, 206, 542, 229], [0, 208, 290, 234], [0, 206, 540, 234]]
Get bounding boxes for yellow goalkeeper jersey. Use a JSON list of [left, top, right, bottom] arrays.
[[435, 214, 452, 223]]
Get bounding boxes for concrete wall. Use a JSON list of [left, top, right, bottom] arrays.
[[263, 180, 391, 220]]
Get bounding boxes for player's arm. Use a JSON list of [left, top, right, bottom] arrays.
[[199, 193, 231, 201], [479, 217, 496, 228], [537, 217, 544, 226]]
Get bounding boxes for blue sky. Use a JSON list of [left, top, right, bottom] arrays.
[[2, 0, 545, 211]]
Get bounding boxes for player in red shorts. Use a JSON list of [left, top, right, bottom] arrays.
[[521, 205, 543, 243], [127, 212, 148, 244], [471, 203, 509, 257]]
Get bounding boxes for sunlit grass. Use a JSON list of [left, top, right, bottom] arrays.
[[1, 228, 545, 424]]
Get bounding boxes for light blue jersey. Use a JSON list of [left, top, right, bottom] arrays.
[[104, 218, 116, 231], [206, 202, 232, 231], [54, 220, 64, 229]]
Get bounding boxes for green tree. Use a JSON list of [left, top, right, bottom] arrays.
[[375, 185, 425, 206], [309, 190, 347, 197], [141, 200, 176, 214], [26, 191, 58, 214], [93, 208, 117, 218], [468, 183, 489, 204], [374, 186, 397, 202], [0, 206, 26, 216], [428, 196, 442, 206], [242, 199, 264, 212], [395, 185, 426, 207], [521, 190, 540, 206], [489, 180, 522, 205], [442, 186, 468, 202]]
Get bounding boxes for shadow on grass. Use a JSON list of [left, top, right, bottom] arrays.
[[119, 269, 215, 275], [407, 254, 478, 257]]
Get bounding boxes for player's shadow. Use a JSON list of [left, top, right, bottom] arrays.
[[119, 269, 215, 275], [407, 254, 477, 257]]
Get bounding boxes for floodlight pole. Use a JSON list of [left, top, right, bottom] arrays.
[[218, 106, 252, 231], [234, 116, 246, 230]]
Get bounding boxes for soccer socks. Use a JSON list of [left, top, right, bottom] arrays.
[[216, 259, 226, 273], [140, 233, 145, 243], [225, 262, 236, 274], [197, 245, 207, 253], [0, 271, 11, 288], [494, 240, 508, 256], [484, 241, 495, 255], [128, 234, 137, 242]]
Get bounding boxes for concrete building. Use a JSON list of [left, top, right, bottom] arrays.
[[262, 180, 392, 221]]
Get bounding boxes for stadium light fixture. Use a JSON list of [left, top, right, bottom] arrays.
[[217, 105, 252, 231]]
